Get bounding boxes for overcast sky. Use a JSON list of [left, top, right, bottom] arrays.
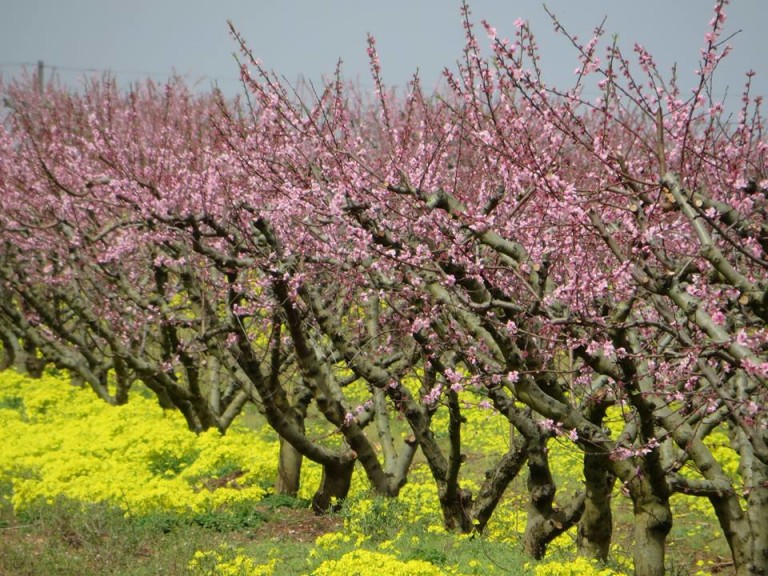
[[1, 1, 766, 105]]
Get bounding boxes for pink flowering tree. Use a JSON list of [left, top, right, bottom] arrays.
[[223, 1, 766, 573], [221, 24, 597, 547], [0, 74, 424, 508], [356, 2, 766, 573]]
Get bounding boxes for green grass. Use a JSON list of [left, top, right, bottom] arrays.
[[1, 495, 221, 575], [0, 484, 733, 576], [0, 477, 334, 576], [0, 486, 533, 576]]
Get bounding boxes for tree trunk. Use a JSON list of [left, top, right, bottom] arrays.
[[577, 451, 616, 561], [312, 460, 355, 514], [471, 435, 528, 533], [22, 338, 45, 377], [714, 421, 768, 575], [631, 494, 672, 576], [438, 485, 474, 533], [709, 493, 760, 576], [0, 325, 19, 370], [113, 355, 131, 405], [275, 392, 308, 497], [746, 462, 768, 575], [276, 435, 304, 497], [523, 437, 585, 559]]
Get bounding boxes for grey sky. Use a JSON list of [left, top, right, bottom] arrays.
[[1, 1, 766, 106]]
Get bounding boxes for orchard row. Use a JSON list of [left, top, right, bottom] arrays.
[[1, 2, 766, 574]]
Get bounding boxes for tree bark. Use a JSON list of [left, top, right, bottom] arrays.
[[276, 435, 304, 497], [746, 461, 768, 575], [708, 492, 758, 576], [689, 437, 758, 576], [438, 485, 474, 532], [523, 436, 585, 559], [275, 379, 312, 497], [113, 355, 131, 406], [22, 338, 45, 377], [577, 450, 616, 561], [311, 460, 355, 514], [631, 492, 672, 576], [471, 433, 528, 533], [0, 323, 19, 370]]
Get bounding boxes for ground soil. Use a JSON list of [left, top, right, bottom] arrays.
[[249, 506, 343, 543]]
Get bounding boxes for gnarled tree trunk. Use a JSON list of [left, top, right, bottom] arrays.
[[577, 450, 616, 561], [523, 436, 585, 558], [747, 479, 768, 575], [631, 489, 672, 576], [275, 383, 311, 497], [311, 460, 355, 514], [438, 485, 474, 532], [470, 432, 529, 533]]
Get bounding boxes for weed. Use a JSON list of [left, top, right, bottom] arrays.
[[403, 546, 449, 565], [192, 501, 266, 532]]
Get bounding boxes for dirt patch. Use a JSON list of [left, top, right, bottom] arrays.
[[249, 507, 343, 544]]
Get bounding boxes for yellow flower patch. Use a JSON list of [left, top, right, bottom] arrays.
[[0, 371, 275, 516]]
